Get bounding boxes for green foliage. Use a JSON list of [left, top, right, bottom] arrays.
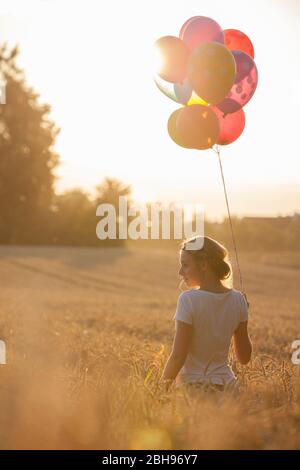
[[0, 44, 59, 244], [205, 215, 300, 251]]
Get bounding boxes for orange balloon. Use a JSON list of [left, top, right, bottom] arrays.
[[176, 104, 220, 149], [167, 108, 192, 148], [188, 42, 236, 104], [155, 36, 190, 84]]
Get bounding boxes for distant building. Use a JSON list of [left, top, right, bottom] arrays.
[[243, 214, 300, 228]]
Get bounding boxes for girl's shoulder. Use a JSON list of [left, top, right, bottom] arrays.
[[180, 288, 244, 300]]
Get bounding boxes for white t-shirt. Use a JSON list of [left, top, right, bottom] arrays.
[[172, 288, 248, 386]]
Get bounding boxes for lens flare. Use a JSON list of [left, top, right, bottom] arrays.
[[153, 44, 164, 76], [130, 427, 172, 450]]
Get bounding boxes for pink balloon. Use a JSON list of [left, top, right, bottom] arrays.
[[224, 29, 254, 58], [216, 51, 258, 114], [180, 16, 224, 51], [212, 106, 245, 145]]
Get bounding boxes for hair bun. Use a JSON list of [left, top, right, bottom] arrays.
[[211, 258, 231, 280], [219, 259, 231, 280], [180, 236, 231, 282]]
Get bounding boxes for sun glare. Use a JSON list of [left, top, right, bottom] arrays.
[[153, 44, 165, 78]]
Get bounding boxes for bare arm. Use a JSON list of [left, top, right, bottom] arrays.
[[233, 321, 252, 365], [161, 320, 192, 384]]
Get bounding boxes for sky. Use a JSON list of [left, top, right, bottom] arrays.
[[0, 0, 299, 219]]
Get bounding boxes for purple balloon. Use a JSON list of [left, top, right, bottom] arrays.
[[216, 51, 258, 115]]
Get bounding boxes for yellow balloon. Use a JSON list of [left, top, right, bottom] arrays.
[[187, 91, 208, 106], [188, 42, 236, 104]]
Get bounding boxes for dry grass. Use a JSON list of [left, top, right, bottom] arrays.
[[0, 245, 299, 449]]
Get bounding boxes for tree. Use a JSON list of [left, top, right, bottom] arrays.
[[95, 177, 132, 246], [51, 189, 95, 246], [0, 44, 60, 244], [95, 177, 131, 207]]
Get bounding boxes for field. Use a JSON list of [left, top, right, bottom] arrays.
[[0, 244, 299, 449]]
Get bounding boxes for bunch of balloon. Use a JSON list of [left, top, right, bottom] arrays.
[[154, 16, 258, 149], [154, 17, 258, 296]]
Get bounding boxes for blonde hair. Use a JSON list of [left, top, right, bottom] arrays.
[[179, 235, 233, 289]]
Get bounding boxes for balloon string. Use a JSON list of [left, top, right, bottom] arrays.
[[213, 145, 244, 294]]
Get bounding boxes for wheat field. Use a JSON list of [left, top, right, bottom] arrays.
[[0, 244, 299, 449]]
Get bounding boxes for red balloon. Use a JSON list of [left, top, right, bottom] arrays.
[[155, 36, 190, 84], [224, 29, 254, 58], [180, 16, 224, 51], [211, 107, 245, 145], [216, 51, 258, 114], [176, 104, 220, 150]]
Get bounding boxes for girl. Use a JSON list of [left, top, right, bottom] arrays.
[[161, 235, 252, 392]]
